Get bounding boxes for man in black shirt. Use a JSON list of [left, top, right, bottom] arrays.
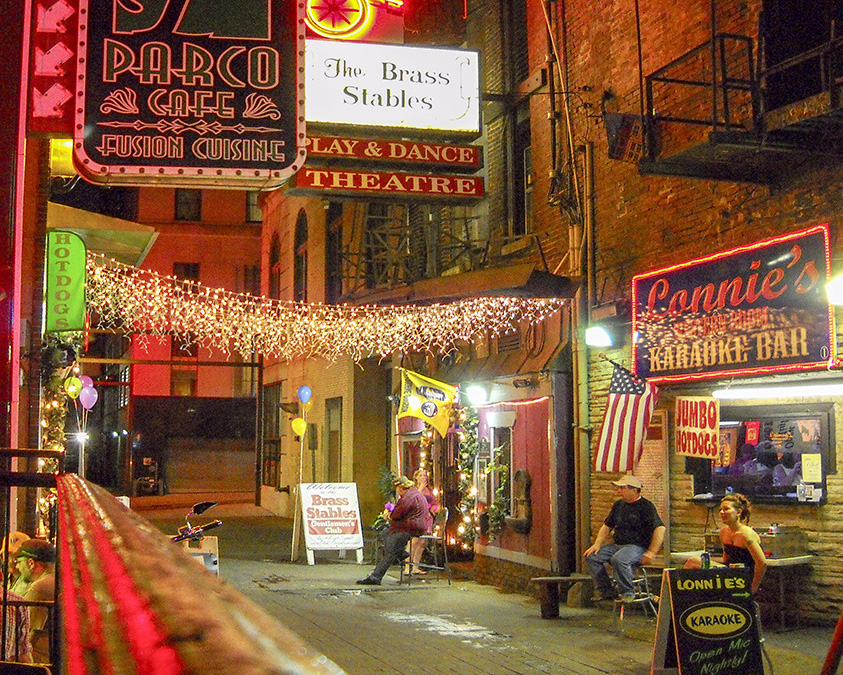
[[583, 474, 665, 601]]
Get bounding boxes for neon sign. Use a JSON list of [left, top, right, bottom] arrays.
[[632, 225, 834, 383], [305, 0, 404, 41], [73, 0, 305, 189]]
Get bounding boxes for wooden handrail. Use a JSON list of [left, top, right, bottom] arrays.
[[56, 475, 345, 675]]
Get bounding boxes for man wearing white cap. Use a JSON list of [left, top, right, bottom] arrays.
[[583, 473, 665, 602]]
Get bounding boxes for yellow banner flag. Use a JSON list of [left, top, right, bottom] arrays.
[[397, 369, 457, 437]]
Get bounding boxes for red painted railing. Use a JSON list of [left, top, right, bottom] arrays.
[[56, 474, 344, 675]]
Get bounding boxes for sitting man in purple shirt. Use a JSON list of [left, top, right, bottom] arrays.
[[358, 476, 429, 586]]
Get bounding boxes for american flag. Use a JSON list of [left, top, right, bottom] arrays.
[[594, 364, 659, 472]]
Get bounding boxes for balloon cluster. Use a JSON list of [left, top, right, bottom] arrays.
[[65, 375, 98, 410], [291, 385, 312, 438]]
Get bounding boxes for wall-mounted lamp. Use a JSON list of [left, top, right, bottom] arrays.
[[827, 273, 843, 305], [465, 384, 489, 405], [585, 325, 614, 347], [585, 300, 628, 348]]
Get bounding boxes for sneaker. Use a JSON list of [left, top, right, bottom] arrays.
[[620, 593, 637, 603], [356, 577, 381, 586]]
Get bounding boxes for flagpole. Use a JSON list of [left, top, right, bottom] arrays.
[[596, 352, 625, 369], [395, 368, 402, 475]]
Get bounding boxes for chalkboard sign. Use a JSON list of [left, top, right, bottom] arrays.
[[651, 568, 764, 675]]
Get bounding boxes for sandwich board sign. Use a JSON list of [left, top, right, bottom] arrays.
[[298, 483, 364, 565], [651, 568, 763, 675]]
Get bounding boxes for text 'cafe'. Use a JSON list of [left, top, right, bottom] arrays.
[[632, 224, 838, 625]]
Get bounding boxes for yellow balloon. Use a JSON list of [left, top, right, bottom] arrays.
[[64, 377, 82, 399], [302, 399, 313, 412], [291, 418, 307, 437]]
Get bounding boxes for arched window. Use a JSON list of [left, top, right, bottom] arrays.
[[269, 232, 281, 300], [294, 210, 308, 302]]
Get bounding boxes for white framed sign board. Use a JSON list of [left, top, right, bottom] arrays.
[[299, 483, 365, 565]]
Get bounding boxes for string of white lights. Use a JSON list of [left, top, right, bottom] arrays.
[[86, 254, 566, 362]]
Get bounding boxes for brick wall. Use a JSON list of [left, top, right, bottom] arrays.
[[473, 553, 548, 598], [463, 0, 843, 623]]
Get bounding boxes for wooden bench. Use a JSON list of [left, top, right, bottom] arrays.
[[530, 574, 594, 619]]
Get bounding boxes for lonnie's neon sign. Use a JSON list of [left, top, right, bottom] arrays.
[[632, 225, 834, 383]]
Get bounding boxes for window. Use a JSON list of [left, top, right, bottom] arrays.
[[326, 397, 342, 482], [246, 191, 262, 222], [489, 426, 513, 516], [325, 202, 343, 304], [294, 210, 308, 302], [362, 202, 409, 288], [170, 366, 197, 396], [262, 383, 283, 487], [510, 111, 532, 236], [173, 262, 199, 282], [269, 233, 281, 300], [175, 189, 201, 221], [686, 402, 834, 504], [240, 264, 261, 297], [505, 0, 529, 87]]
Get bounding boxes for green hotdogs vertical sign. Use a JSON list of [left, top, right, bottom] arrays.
[[46, 231, 86, 332]]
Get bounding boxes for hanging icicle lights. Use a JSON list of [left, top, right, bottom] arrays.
[[86, 254, 566, 362]]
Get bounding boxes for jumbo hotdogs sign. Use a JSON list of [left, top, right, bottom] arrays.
[[73, 0, 304, 188], [633, 225, 833, 382]]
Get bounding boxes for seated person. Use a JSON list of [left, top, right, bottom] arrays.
[[684, 493, 766, 593], [583, 474, 665, 602], [773, 454, 802, 487], [727, 443, 757, 476]]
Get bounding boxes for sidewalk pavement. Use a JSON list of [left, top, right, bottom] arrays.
[[141, 500, 835, 675]]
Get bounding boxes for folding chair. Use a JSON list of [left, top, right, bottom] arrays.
[[401, 507, 451, 585]]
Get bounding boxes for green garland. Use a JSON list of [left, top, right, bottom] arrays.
[[455, 406, 478, 548]]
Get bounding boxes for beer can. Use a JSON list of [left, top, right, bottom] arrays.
[[701, 552, 711, 569]]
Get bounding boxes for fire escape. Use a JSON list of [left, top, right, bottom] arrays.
[[639, 8, 843, 184]]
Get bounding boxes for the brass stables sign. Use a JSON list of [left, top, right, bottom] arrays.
[[632, 225, 833, 383], [73, 0, 304, 188]]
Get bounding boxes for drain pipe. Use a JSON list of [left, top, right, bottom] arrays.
[[572, 142, 594, 567]]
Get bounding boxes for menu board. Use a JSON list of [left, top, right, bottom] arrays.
[[652, 568, 763, 675]]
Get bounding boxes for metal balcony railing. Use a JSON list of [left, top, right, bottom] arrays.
[[644, 33, 760, 159]]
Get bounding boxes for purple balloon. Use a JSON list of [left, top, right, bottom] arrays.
[[79, 386, 98, 410], [79, 375, 93, 388]]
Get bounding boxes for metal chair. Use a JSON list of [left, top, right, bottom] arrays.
[[401, 507, 450, 585], [614, 565, 658, 620]]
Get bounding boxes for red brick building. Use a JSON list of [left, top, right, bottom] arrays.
[[465, 0, 843, 622]]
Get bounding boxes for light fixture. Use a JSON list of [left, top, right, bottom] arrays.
[[465, 385, 488, 405], [827, 273, 843, 305], [585, 325, 613, 347], [713, 383, 843, 400]]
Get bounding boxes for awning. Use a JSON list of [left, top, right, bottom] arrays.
[[47, 202, 158, 267], [346, 262, 579, 305]]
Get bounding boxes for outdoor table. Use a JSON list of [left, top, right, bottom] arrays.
[[668, 550, 812, 630]]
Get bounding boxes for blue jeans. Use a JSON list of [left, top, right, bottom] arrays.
[[585, 543, 645, 596]]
